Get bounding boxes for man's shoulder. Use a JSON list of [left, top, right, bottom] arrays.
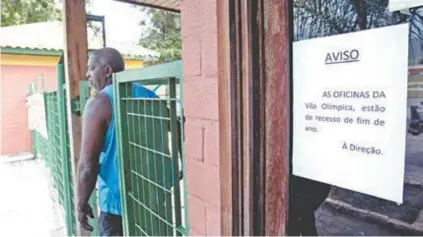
[[85, 92, 111, 116], [88, 91, 110, 105]]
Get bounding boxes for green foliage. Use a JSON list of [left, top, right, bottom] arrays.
[[1, 0, 62, 27], [139, 8, 181, 64], [1, 0, 101, 41]]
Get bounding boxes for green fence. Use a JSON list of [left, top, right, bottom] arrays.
[[113, 60, 188, 236], [29, 62, 77, 236], [29, 61, 98, 236]]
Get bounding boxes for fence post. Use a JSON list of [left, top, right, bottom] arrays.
[[114, 76, 133, 235], [169, 77, 182, 235], [57, 58, 75, 236]]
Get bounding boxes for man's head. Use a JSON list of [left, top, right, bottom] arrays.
[[86, 47, 125, 92]]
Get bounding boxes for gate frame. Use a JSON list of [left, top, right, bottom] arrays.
[[57, 57, 76, 236], [217, 0, 291, 235], [113, 60, 188, 236]]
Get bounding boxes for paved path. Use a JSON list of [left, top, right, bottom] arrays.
[[316, 202, 405, 236], [0, 159, 65, 236], [405, 100, 423, 186], [405, 132, 423, 186]]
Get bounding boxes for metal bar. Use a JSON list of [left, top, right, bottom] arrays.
[[169, 77, 182, 236], [122, 97, 178, 102], [102, 20, 107, 47], [152, 85, 162, 92], [138, 98, 152, 236], [128, 192, 176, 228], [129, 141, 172, 158], [141, 98, 156, 236], [41, 76, 45, 92], [157, 100, 170, 236], [149, 98, 162, 236], [114, 78, 133, 235], [115, 61, 182, 84], [87, 14, 106, 47], [177, 71, 189, 236], [127, 112, 171, 121], [130, 170, 172, 194], [135, 223, 150, 236], [87, 14, 104, 22], [131, 97, 144, 236], [79, 81, 89, 114], [114, 0, 180, 13]]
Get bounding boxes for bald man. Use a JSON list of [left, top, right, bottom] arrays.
[[76, 48, 158, 236]]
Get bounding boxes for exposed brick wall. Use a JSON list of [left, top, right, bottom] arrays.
[[181, 0, 221, 235], [1, 65, 57, 155]]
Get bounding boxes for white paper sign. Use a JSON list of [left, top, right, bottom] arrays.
[[389, 0, 423, 12], [293, 24, 409, 203]]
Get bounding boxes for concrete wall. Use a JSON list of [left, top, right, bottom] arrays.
[[0, 65, 57, 155], [180, 0, 221, 235]]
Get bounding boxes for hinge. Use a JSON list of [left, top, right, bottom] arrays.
[[71, 97, 81, 116]]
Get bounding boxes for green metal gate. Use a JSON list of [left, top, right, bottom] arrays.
[[113, 61, 188, 236]]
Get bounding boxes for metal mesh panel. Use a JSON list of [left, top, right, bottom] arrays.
[[61, 85, 78, 236], [45, 92, 66, 205], [44, 90, 78, 236], [32, 129, 49, 161], [114, 61, 188, 236], [29, 78, 77, 236]]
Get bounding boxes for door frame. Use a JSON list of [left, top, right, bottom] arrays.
[[217, 0, 292, 235]]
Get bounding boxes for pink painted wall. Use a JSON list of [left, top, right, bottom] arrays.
[[181, 0, 221, 235], [1, 65, 57, 155]]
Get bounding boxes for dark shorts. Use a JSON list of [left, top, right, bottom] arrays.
[[99, 212, 123, 236]]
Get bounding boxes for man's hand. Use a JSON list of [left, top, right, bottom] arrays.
[[77, 203, 94, 232]]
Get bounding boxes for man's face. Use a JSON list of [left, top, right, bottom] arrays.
[[86, 55, 110, 92]]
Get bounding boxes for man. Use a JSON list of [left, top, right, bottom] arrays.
[[76, 47, 159, 236]]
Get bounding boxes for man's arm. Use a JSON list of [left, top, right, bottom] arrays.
[[77, 92, 111, 226]]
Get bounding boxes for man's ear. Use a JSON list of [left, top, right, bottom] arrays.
[[105, 65, 113, 77]]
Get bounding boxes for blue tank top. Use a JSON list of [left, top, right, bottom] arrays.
[[98, 84, 158, 215]]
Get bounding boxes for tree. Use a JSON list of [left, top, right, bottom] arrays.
[[293, 0, 423, 64], [1, 0, 62, 27], [1, 0, 102, 40], [138, 7, 181, 64], [293, 0, 416, 40]]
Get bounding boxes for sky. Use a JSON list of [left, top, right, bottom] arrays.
[[59, 0, 149, 44]]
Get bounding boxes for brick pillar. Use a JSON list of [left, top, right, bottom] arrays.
[[181, 0, 221, 235]]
